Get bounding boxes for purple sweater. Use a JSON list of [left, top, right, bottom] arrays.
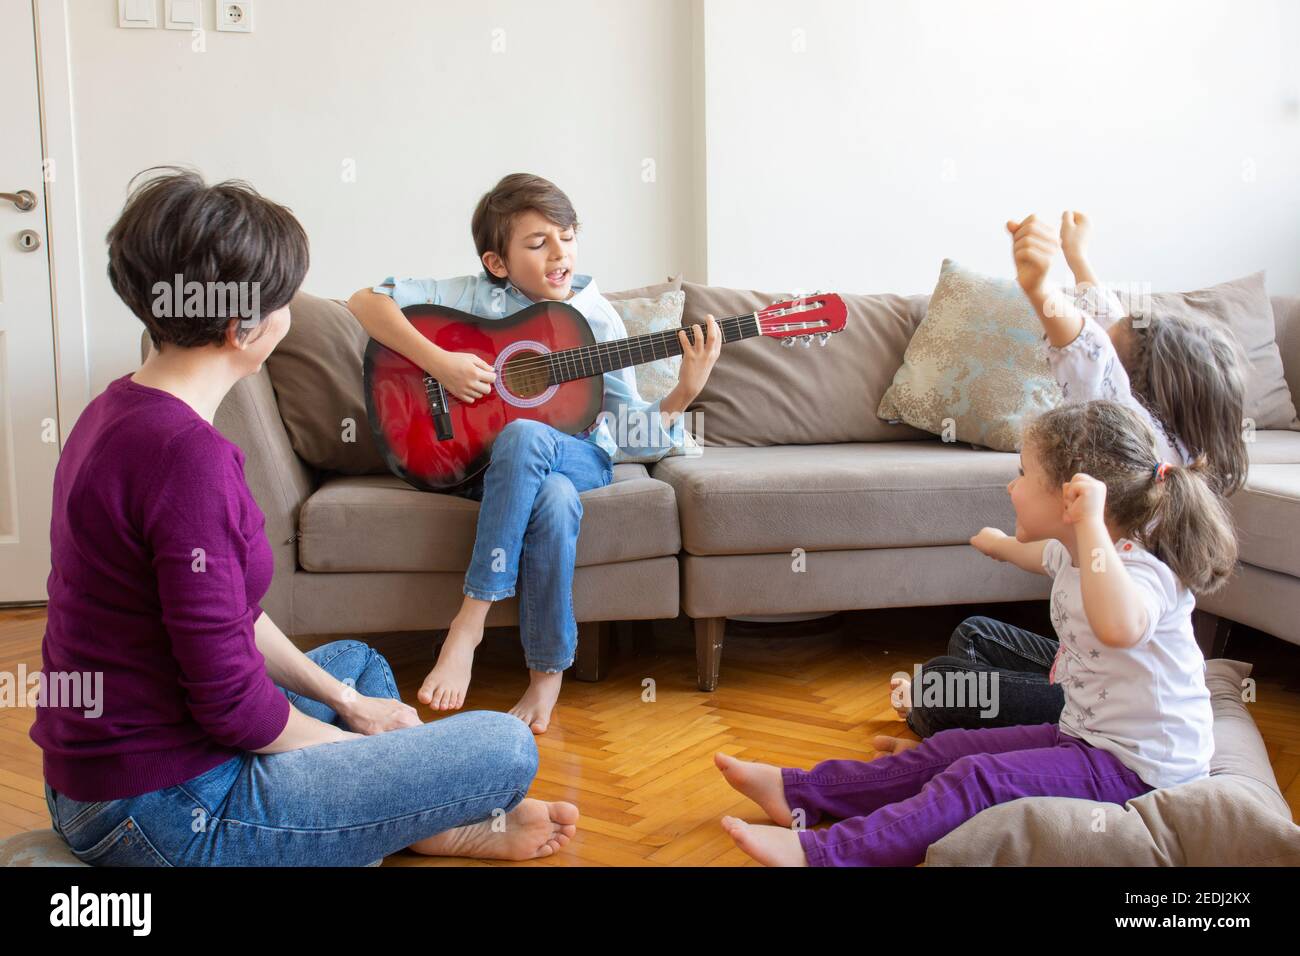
[[31, 376, 290, 800]]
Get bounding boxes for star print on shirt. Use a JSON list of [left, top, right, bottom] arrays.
[[1089, 649, 1101, 659]]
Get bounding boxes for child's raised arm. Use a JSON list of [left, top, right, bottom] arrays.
[[1059, 210, 1100, 289], [1006, 214, 1086, 349], [970, 527, 1049, 576]]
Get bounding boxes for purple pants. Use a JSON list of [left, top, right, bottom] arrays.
[[783, 722, 1152, 866]]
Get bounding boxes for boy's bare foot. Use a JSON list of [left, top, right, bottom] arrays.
[[409, 799, 578, 861], [714, 752, 794, 826], [508, 670, 564, 735], [890, 676, 914, 719], [871, 734, 921, 754], [720, 816, 807, 867], [419, 606, 487, 710]]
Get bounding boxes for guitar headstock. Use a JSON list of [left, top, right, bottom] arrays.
[[755, 292, 847, 347]]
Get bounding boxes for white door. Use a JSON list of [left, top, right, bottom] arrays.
[[0, 0, 59, 603]]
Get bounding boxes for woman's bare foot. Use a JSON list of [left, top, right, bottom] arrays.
[[409, 799, 579, 861], [714, 752, 794, 826], [419, 602, 489, 710], [508, 670, 564, 735], [890, 676, 912, 719], [720, 816, 807, 867], [871, 734, 921, 754]]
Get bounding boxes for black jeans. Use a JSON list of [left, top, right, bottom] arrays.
[[906, 615, 1065, 738]]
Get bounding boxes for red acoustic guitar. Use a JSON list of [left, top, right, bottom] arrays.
[[363, 293, 848, 492]]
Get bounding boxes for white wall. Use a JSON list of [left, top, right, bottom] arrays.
[[67, 0, 698, 397], [702, 0, 1300, 297], [62, 0, 1300, 399]]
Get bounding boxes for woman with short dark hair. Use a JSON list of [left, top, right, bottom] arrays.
[[31, 168, 577, 866]]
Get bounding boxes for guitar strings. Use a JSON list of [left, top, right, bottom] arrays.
[[493, 311, 762, 380]]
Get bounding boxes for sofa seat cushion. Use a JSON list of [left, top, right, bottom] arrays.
[[1246, 429, 1300, 464], [298, 463, 680, 573], [652, 442, 1018, 556], [1233, 464, 1300, 577]]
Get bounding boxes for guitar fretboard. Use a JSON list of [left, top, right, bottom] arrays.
[[540, 312, 760, 385]]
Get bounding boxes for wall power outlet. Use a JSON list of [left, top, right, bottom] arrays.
[[217, 1, 254, 33]]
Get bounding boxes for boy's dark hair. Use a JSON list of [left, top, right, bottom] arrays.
[[471, 173, 579, 286], [107, 166, 309, 348], [1025, 400, 1238, 594]]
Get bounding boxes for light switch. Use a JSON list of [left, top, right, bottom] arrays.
[[119, 0, 157, 29], [165, 0, 201, 30]]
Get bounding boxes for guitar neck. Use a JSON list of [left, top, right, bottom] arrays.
[[545, 312, 760, 385]]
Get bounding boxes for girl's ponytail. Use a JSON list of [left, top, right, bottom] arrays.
[[1144, 453, 1239, 594]]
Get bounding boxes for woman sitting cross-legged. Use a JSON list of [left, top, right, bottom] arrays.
[[30, 167, 577, 866]]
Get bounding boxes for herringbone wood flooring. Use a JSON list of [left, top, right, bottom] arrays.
[[3, 603, 1298, 865]]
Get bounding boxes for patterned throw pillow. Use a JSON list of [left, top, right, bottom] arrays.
[[877, 259, 1061, 452], [608, 289, 686, 401], [607, 289, 700, 460]]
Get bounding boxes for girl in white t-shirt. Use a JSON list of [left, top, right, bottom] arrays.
[[714, 400, 1237, 866], [893, 213, 1252, 739]]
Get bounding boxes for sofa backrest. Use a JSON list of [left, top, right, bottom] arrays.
[[679, 281, 933, 446]]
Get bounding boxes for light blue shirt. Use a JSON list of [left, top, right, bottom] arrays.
[[372, 271, 686, 464]]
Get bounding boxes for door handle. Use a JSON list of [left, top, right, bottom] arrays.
[[1, 190, 37, 212]]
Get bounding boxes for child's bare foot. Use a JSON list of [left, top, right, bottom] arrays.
[[419, 605, 487, 710], [508, 670, 564, 735], [871, 734, 921, 754], [409, 799, 578, 861], [720, 816, 807, 867], [714, 752, 794, 826], [890, 676, 912, 719]]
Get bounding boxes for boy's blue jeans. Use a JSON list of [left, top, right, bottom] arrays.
[[45, 640, 539, 866], [457, 418, 614, 673]]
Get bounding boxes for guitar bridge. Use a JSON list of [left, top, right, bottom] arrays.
[[423, 374, 455, 442]]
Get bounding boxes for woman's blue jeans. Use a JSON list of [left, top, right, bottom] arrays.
[[905, 615, 1066, 738], [457, 419, 613, 673], [44, 640, 539, 866]]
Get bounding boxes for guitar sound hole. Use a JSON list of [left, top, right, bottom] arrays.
[[501, 350, 551, 399]]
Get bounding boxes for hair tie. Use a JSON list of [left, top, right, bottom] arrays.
[[1153, 461, 1171, 483]]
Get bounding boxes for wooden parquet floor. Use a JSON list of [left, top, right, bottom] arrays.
[[3, 603, 1298, 866]]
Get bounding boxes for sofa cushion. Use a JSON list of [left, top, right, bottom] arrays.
[[652, 441, 1018, 556], [298, 463, 680, 573], [925, 659, 1300, 865], [610, 290, 687, 402], [877, 259, 1061, 453], [680, 282, 932, 446], [1129, 273, 1299, 431], [1246, 429, 1300, 464], [604, 274, 682, 302], [268, 291, 389, 475], [1232, 464, 1300, 577]]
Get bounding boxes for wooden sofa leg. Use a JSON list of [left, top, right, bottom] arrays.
[[574, 620, 611, 682], [1192, 609, 1233, 659], [695, 616, 726, 692]]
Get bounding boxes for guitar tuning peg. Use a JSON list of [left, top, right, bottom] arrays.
[[817, 332, 831, 346], [801, 335, 813, 348], [781, 336, 796, 348]]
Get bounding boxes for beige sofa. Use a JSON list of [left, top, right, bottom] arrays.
[[183, 279, 1300, 691]]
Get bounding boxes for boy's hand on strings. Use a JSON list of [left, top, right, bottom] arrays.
[[675, 314, 722, 399], [1059, 210, 1092, 270], [1062, 473, 1107, 526], [433, 350, 497, 403], [1006, 214, 1059, 300]]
